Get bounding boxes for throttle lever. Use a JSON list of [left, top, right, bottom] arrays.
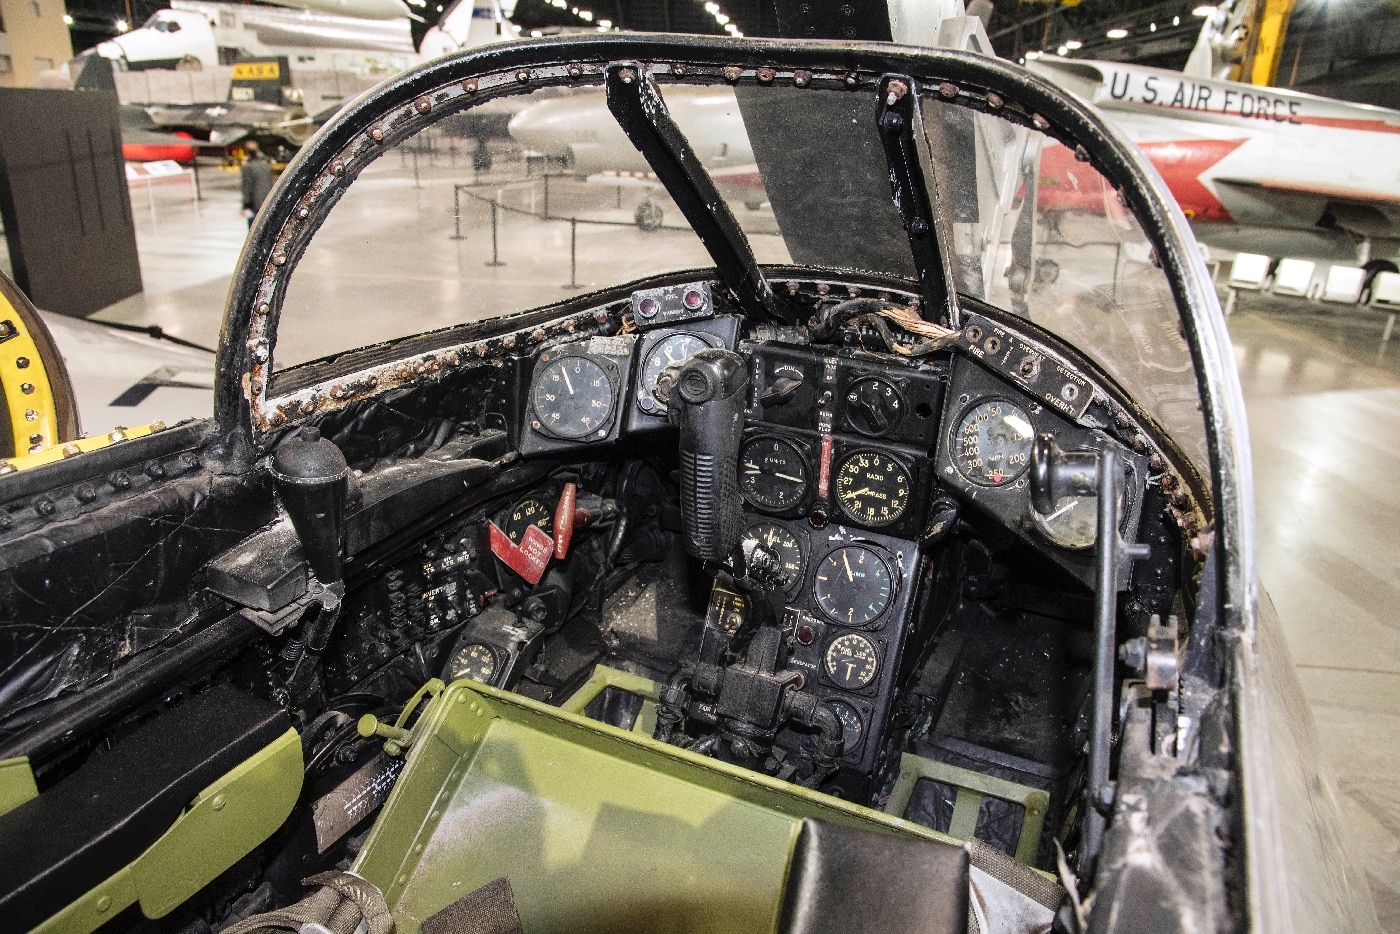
[[667, 349, 749, 562]]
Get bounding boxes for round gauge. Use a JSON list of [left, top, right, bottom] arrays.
[[641, 333, 710, 408], [834, 451, 912, 527], [446, 642, 499, 685], [742, 522, 805, 596], [531, 355, 615, 440], [824, 633, 880, 691], [845, 376, 904, 437], [504, 497, 554, 543], [739, 437, 809, 512], [1031, 494, 1099, 550], [813, 545, 893, 626], [952, 399, 1035, 486], [826, 699, 865, 753]]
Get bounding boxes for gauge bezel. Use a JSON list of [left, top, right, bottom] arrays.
[[742, 519, 808, 598], [950, 395, 1037, 488], [825, 697, 867, 755], [501, 495, 556, 544], [738, 433, 813, 516], [842, 374, 906, 438], [811, 542, 897, 628], [447, 641, 500, 685], [638, 330, 721, 412], [832, 448, 914, 529], [529, 351, 622, 442], [822, 631, 881, 691]]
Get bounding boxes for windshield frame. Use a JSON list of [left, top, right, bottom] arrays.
[[217, 33, 1250, 653]]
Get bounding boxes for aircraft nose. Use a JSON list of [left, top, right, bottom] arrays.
[[507, 101, 568, 157]]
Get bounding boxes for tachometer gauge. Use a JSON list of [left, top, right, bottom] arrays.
[[445, 642, 499, 685], [531, 355, 615, 440], [640, 333, 710, 409], [742, 521, 805, 596], [826, 699, 865, 753], [504, 497, 554, 544], [824, 633, 879, 690], [739, 437, 809, 512], [844, 376, 903, 437], [953, 400, 1035, 486], [813, 545, 892, 626], [834, 451, 911, 527]]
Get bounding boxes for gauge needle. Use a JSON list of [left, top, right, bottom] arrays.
[[1046, 500, 1077, 521], [562, 368, 575, 395], [843, 551, 854, 581], [775, 472, 804, 482]]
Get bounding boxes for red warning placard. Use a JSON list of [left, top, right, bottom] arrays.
[[488, 521, 553, 585]]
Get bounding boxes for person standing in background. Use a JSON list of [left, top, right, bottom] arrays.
[[241, 141, 274, 229]]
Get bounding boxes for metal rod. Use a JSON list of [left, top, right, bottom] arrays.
[[191, 158, 202, 201], [566, 217, 579, 288], [452, 184, 464, 240], [486, 200, 504, 266], [1082, 446, 1149, 877], [412, 148, 421, 189], [543, 173, 550, 220]]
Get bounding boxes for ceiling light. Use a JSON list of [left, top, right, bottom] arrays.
[[1106, 27, 1128, 38], [1065, 39, 1082, 49], [704, 1, 719, 11], [1172, 15, 1180, 24], [1025, 50, 1042, 59], [1149, 22, 1157, 31], [597, 18, 611, 27], [715, 13, 729, 24], [551, 0, 564, 7], [1192, 4, 1217, 15], [724, 22, 738, 32], [578, 9, 592, 20], [63, 12, 73, 23], [529, 28, 541, 35], [1056, 45, 1068, 55], [115, 17, 128, 31]]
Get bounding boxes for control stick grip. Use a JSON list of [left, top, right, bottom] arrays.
[[670, 349, 749, 562]]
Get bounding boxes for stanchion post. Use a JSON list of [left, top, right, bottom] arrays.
[[412, 148, 422, 189], [452, 185, 464, 240], [486, 200, 505, 267], [191, 158, 202, 201], [564, 217, 580, 289], [543, 174, 550, 220]]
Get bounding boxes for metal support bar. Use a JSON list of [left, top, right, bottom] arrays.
[[564, 218, 580, 289], [604, 64, 793, 324], [486, 200, 504, 267], [451, 184, 464, 240], [875, 75, 957, 325], [1082, 446, 1151, 877]]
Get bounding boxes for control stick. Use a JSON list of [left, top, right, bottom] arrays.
[[666, 349, 749, 562]]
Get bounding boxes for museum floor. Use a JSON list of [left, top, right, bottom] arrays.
[[8, 162, 1399, 928]]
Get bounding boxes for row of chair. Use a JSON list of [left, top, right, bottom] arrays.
[[1224, 252, 1400, 341]]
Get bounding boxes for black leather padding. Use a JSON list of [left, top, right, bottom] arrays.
[[0, 683, 289, 933], [777, 818, 970, 934]]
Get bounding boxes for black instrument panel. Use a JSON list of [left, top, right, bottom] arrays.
[[736, 518, 920, 780]]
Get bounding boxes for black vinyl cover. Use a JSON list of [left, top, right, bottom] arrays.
[[0, 683, 288, 933], [777, 818, 970, 934]]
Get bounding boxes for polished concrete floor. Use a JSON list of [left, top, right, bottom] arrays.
[[7, 160, 1399, 927]]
